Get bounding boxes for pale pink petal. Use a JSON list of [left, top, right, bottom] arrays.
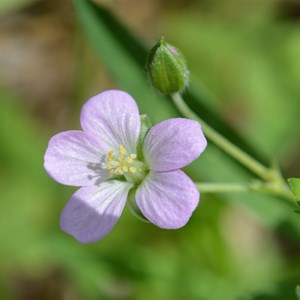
[[60, 181, 133, 243], [143, 118, 207, 171], [136, 170, 199, 229], [80, 90, 140, 154], [44, 130, 109, 186]]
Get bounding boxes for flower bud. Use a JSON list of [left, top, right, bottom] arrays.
[[147, 37, 189, 95]]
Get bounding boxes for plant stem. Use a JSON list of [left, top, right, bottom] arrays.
[[171, 93, 273, 181], [196, 183, 253, 193], [196, 182, 296, 204]]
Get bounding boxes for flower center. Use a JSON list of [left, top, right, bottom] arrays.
[[105, 145, 147, 183]]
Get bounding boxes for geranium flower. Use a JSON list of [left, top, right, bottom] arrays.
[[44, 90, 207, 243]]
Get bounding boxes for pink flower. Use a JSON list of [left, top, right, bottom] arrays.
[[44, 90, 207, 243]]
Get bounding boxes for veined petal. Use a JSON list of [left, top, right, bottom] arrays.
[[143, 118, 207, 171], [80, 90, 140, 154], [136, 170, 199, 229], [60, 181, 133, 243], [44, 130, 108, 186]]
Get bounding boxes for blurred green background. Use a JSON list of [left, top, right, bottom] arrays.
[[0, 0, 300, 299]]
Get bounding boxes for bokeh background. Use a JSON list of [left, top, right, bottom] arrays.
[[1, 0, 300, 299]]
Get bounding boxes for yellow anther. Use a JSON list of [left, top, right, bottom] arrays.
[[122, 166, 129, 172], [115, 167, 123, 175], [129, 167, 136, 173], [130, 154, 137, 159], [105, 163, 112, 170], [119, 145, 127, 155], [126, 157, 134, 164], [111, 160, 120, 166], [107, 151, 114, 161]]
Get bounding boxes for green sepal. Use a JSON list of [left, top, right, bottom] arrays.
[[127, 187, 150, 223], [137, 114, 152, 160], [147, 37, 189, 95], [288, 178, 300, 200]]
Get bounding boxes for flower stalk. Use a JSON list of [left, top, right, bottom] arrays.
[[171, 92, 295, 204], [195, 182, 295, 203]]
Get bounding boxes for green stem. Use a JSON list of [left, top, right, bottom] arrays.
[[196, 183, 253, 193], [196, 182, 296, 204], [172, 93, 273, 181]]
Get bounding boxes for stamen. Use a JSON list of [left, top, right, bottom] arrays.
[[104, 145, 138, 177], [119, 145, 127, 155], [129, 167, 136, 173], [126, 157, 134, 164], [115, 167, 123, 175], [105, 163, 112, 170], [107, 151, 114, 161]]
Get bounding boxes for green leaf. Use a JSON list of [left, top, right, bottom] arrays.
[[288, 178, 300, 200]]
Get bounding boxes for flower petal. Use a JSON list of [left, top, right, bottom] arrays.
[[60, 181, 133, 243], [136, 170, 199, 229], [143, 118, 207, 171], [44, 130, 109, 186], [80, 90, 140, 154]]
